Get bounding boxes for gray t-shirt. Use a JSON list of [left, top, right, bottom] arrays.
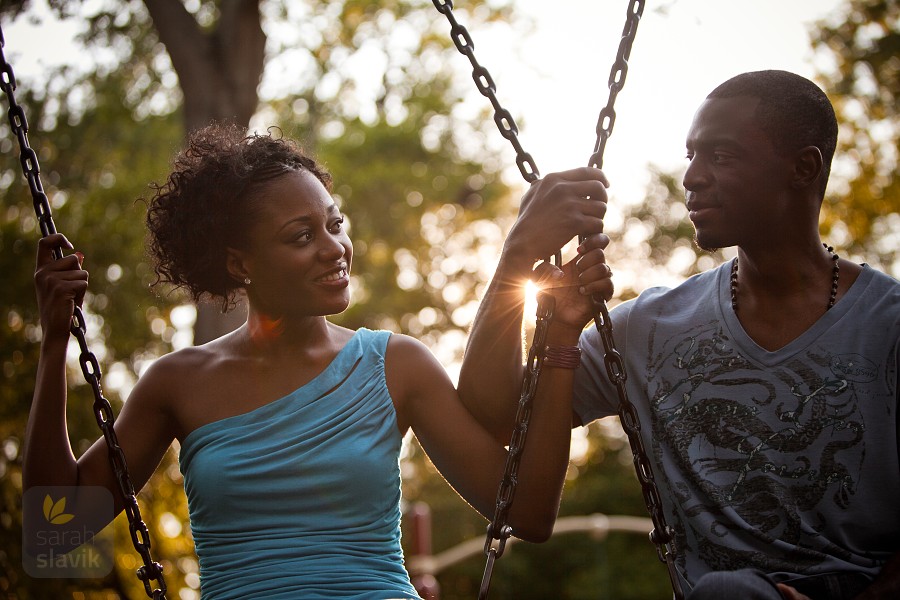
[[574, 261, 900, 589]]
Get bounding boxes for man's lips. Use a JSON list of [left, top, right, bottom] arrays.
[[686, 201, 720, 220]]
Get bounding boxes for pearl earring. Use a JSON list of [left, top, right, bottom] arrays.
[[243, 277, 251, 285]]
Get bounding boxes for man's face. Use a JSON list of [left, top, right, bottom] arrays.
[[682, 96, 794, 252]]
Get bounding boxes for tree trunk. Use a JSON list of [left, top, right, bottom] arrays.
[[143, 0, 266, 343]]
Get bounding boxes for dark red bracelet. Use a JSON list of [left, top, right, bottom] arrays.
[[543, 345, 582, 369]]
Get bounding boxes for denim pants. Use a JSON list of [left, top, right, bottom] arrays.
[[687, 568, 873, 600]]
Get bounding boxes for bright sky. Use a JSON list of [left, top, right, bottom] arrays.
[[0, 1, 853, 388], [4, 0, 846, 199], [461, 0, 847, 206]]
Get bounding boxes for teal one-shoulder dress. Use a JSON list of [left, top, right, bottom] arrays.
[[179, 328, 421, 599]]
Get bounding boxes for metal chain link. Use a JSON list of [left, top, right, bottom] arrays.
[[588, 0, 644, 171], [583, 2, 683, 598], [478, 291, 555, 599], [435, 2, 684, 599], [0, 26, 168, 600], [432, 0, 538, 184]]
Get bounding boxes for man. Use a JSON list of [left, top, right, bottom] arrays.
[[460, 71, 900, 599]]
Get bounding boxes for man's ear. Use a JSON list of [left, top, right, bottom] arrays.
[[226, 247, 250, 284], [792, 145, 824, 190]]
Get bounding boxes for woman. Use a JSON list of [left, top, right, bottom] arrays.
[[25, 124, 612, 598]]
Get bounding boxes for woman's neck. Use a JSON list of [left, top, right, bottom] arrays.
[[241, 309, 331, 354]]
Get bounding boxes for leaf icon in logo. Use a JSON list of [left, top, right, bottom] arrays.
[[42, 494, 75, 525]]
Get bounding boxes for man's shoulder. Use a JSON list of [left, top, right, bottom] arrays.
[[850, 265, 900, 314], [862, 264, 900, 290], [614, 262, 728, 314]]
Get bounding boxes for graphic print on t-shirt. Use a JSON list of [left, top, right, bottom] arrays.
[[647, 319, 870, 574]]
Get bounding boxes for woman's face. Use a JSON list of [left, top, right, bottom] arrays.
[[231, 169, 352, 319]]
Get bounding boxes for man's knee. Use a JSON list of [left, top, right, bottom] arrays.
[[688, 569, 783, 600]]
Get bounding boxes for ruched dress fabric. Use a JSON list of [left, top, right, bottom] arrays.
[[179, 328, 421, 599]]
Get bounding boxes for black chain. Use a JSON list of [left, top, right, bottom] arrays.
[[587, 0, 644, 171], [0, 26, 168, 600], [432, 0, 538, 184], [435, 2, 684, 599], [479, 290, 554, 599], [583, 2, 683, 599]]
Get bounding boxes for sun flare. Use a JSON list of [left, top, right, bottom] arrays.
[[523, 279, 541, 326]]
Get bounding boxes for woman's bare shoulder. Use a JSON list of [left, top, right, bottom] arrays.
[[128, 343, 225, 407], [143, 344, 217, 379], [384, 333, 452, 396], [385, 332, 431, 359]]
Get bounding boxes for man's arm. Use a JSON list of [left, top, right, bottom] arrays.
[[458, 168, 612, 441], [457, 250, 532, 440]]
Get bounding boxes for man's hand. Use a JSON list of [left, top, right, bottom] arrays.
[[777, 583, 812, 600], [458, 170, 610, 442], [532, 233, 613, 334], [503, 167, 609, 276]]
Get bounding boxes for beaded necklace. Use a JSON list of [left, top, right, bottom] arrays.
[[730, 243, 840, 312]]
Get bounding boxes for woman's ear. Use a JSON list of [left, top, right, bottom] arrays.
[[226, 247, 250, 284], [792, 145, 824, 190]]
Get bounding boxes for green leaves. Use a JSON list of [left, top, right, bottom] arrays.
[[813, 0, 900, 272]]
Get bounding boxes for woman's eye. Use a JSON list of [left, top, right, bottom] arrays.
[[293, 231, 313, 243], [330, 218, 345, 232]]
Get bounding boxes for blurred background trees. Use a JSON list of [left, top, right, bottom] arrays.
[[0, 0, 897, 598], [605, 0, 899, 302]]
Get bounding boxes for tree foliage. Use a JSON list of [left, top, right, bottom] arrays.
[[813, 0, 900, 272], [0, 1, 514, 597], [0, 64, 188, 597], [1, 0, 898, 599]]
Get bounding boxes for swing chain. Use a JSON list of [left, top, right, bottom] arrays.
[[432, 0, 563, 273], [589, 0, 644, 171], [0, 27, 168, 600], [432, 0, 539, 185], [593, 304, 683, 600], [478, 291, 555, 600], [584, 2, 684, 598], [436, 2, 684, 599]]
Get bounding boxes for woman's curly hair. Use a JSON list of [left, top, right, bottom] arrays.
[[146, 123, 332, 310]]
